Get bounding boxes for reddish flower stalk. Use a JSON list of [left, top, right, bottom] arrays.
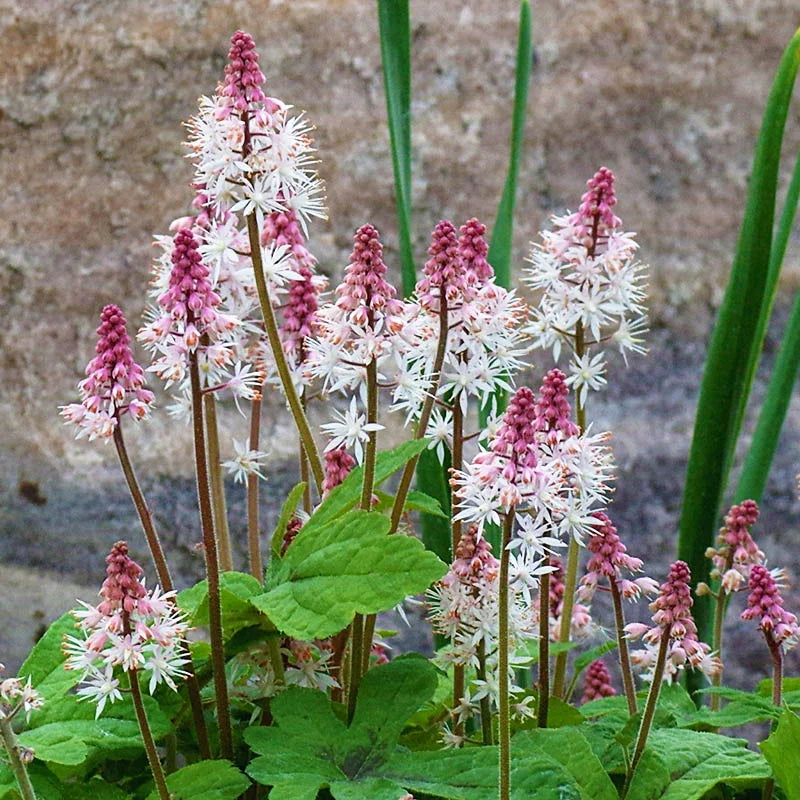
[[579, 512, 657, 714], [626, 562, 695, 791], [706, 499, 762, 708], [742, 564, 799, 800], [163, 228, 234, 758]]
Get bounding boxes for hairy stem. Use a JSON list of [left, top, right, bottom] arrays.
[[123, 611, 170, 800], [347, 615, 364, 723], [498, 510, 514, 800], [247, 396, 263, 580], [625, 626, 671, 794], [113, 424, 210, 758], [0, 713, 37, 800], [246, 212, 324, 492], [537, 556, 551, 728], [348, 360, 380, 715], [610, 578, 638, 715], [360, 360, 379, 511], [710, 586, 728, 712], [204, 393, 233, 571], [552, 323, 586, 698], [762, 634, 783, 800], [389, 297, 450, 533], [477, 640, 493, 745], [710, 549, 734, 712], [189, 350, 233, 759]]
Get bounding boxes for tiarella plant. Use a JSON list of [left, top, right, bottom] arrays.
[[5, 13, 800, 800]]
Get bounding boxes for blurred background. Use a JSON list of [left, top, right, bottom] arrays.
[[2, 0, 800, 689]]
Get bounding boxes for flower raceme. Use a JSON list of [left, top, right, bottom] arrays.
[[186, 31, 324, 228], [60, 305, 154, 441], [524, 167, 648, 403], [63, 542, 190, 717], [741, 564, 800, 651], [626, 561, 720, 683], [706, 499, 764, 594], [453, 370, 614, 544]]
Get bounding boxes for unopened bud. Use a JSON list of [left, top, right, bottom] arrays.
[[18, 746, 35, 765], [695, 582, 711, 596]]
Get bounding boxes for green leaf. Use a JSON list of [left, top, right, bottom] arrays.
[[512, 728, 618, 799], [65, 778, 131, 800], [246, 656, 436, 798], [682, 688, 780, 728], [0, 764, 64, 800], [404, 490, 448, 518], [377, 0, 414, 296], [147, 761, 250, 800], [626, 729, 771, 799], [271, 482, 307, 560], [309, 440, 429, 531], [381, 728, 617, 800], [248, 662, 617, 800], [178, 571, 265, 638], [678, 28, 800, 651], [761, 708, 800, 799], [17, 612, 78, 702], [19, 693, 171, 772], [252, 510, 446, 639]]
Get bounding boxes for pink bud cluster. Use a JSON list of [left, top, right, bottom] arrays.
[[580, 659, 616, 704], [448, 525, 500, 586], [578, 512, 658, 603], [415, 220, 467, 312], [458, 217, 493, 288], [98, 541, 148, 615], [572, 166, 621, 246], [533, 368, 579, 441], [707, 499, 764, 594], [263, 207, 325, 363], [741, 564, 800, 650], [334, 224, 405, 337], [322, 447, 356, 497], [626, 561, 720, 682], [487, 386, 539, 490], [159, 228, 222, 335], [60, 305, 154, 440], [221, 30, 266, 114]]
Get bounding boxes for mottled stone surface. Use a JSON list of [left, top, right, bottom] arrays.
[[2, 0, 800, 687]]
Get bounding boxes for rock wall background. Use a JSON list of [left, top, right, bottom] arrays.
[[2, 0, 800, 683]]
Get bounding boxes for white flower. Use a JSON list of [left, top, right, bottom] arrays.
[[565, 352, 607, 406], [75, 666, 122, 719], [320, 398, 384, 463], [222, 439, 269, 484]]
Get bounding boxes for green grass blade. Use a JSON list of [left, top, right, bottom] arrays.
[[377, 0, 415, 296], [488, 0, 532, 289], [480, 0, 533, 439], [736, 285, 800, 504], [677, 29, 800, 650], [735, 147, 800, 503], [416, 446, 452, 563]]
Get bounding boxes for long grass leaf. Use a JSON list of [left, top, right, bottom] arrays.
[[735, 147, 800, 503], [677, 30, 800, 650], [377, 0, 415, 296], [487, 0, 533, 290]]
